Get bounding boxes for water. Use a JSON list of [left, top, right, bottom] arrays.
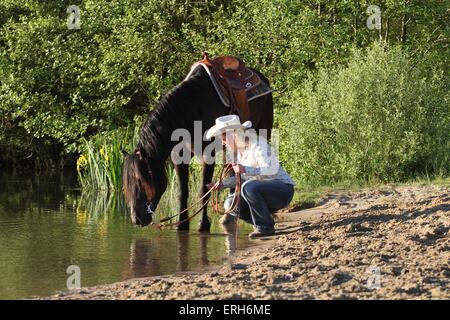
[[0, 172, 255, 299]]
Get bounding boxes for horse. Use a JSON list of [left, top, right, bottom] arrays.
[[122, 65, 273, 231]]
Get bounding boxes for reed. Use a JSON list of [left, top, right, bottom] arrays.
[[76, 120, 214, 212], [77, 123, 141, 191]]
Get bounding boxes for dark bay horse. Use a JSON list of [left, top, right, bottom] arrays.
[[122, 66, 273, 231]]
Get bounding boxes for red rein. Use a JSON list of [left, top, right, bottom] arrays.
[[151, 164, 241, 230]]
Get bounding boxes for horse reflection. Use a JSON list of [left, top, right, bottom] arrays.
[[123, 239, 161, 278], [176, 232, 209, 271], [122, 232, 218, 279], [176, 233, 190, 271]]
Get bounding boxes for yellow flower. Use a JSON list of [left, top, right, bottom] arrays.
[[77, 154, 87, 172], [100, 145, 109, 162]]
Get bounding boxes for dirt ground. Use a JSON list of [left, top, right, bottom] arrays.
[[44, 184, 449, 300]]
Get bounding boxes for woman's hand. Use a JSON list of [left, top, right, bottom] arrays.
[[232, 163, 246, 174], [206, 180, 222, 190]]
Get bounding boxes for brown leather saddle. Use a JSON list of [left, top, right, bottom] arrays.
[[198, 52, 265, 122]]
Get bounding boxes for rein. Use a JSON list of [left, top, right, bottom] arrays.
[[149, 164, 241, 230]]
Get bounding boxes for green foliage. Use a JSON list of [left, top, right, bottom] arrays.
[[279, 43, 449, 186], [0, 0, 448, 189]]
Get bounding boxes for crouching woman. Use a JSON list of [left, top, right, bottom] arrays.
[[206, 115, 295, 238]]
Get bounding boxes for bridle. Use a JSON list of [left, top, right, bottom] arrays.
[[146, 201, 155, 216], [133, 200, 155, 227]]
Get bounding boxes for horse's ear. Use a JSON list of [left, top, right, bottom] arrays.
[[134, 147, 147, 160], [121, 150, 129, 157], [135, 149, 143, 160]]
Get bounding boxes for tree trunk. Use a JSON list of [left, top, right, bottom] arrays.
[[400, 1, 408, 43], [385, 17, 389, 44], [401, 16, 407, 43]]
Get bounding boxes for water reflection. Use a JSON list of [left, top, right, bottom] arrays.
[[176, 233, 190, 271], [126, 239, 161, 278], [220, 224, 239, 255], [124, 233, 214, 279], [0, 172, 254, 299]]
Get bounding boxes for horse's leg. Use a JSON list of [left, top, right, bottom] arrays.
[[198, 161, 214, 232], [175, 163, 190, 231]]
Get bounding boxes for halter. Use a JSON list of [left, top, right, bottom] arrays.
[[146, 201, 155, 216]]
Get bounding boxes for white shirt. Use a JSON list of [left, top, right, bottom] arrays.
[[221, 134, 295, 188]]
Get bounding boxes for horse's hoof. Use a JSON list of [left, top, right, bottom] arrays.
[[198, 220, 211, 232], [176, 222, 190, 231]]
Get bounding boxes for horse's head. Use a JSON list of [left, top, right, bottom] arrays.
[[122, 148, 167, 227]]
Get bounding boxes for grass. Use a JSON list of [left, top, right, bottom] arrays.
[[77, 124, 141, 191]]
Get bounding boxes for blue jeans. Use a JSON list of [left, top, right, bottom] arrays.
[[224, 179, 294, 232]]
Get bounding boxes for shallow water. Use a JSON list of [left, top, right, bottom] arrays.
[[0, 172, 254, 299]]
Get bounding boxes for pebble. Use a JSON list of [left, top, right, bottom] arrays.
[[230, 263, 248, 270]]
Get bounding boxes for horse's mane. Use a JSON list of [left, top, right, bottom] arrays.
[[123, 67, 208, 204], [136, 66, 207, 167]]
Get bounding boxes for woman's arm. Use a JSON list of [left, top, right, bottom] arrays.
[[242, 140, 280, 178]]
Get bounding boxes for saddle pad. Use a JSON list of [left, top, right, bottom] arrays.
[[184, 63, 272, 108]]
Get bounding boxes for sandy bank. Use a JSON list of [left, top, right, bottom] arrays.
[[44, 184, 449, 300]]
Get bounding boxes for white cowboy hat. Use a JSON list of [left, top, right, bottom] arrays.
[[206, 115, 252, 139]]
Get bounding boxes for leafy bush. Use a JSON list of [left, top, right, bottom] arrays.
[[279, 44, 449, 186], [1, 0, 448, 169]]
